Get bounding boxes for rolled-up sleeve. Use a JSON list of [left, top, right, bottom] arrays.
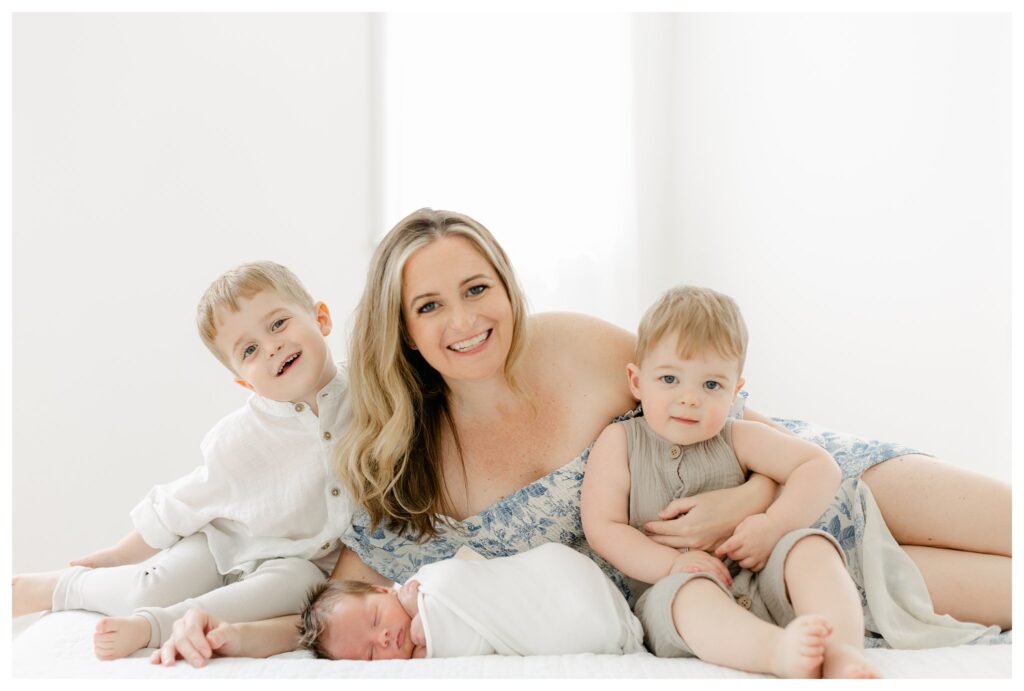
[[130, 464, 221, 548]]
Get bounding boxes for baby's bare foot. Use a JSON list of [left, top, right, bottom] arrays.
[[770, 614, 832, 679], [94, 615, 152, 660], [823, 641, 882, 679], [12, 571, 61, 617]]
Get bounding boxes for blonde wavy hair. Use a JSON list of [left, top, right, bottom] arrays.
[[338, 208, 530, 540]]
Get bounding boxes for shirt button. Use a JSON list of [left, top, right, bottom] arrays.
[[323, 431, 332, 440], [669, 445, 682, 459], [737, 594, 753, 610], [294, 403, 305, 412], [321, 392, 329, 398], [321, 542, 331, 551], [331, 488, 340, 497]]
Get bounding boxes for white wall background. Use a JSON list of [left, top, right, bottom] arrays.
[[13, 13, 1010, 573]]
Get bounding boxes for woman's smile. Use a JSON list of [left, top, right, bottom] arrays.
[[448, 329, 492, 354]]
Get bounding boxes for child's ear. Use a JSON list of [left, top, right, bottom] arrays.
[[371, 584, 392, 595], [734, 376, 745, 397], [626, 363, 643, 400], [234, 378, 255, 392], [315, 301, 333, 336]]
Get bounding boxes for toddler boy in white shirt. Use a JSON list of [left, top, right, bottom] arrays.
[[12, 261, 354, 660]]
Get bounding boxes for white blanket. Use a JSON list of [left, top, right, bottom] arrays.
[[11, 610, 1011, 678], [415, 543, 645, 657]]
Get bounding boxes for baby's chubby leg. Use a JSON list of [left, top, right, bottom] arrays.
[[783, 534, 880, 679], [670, 577, 830, 678]]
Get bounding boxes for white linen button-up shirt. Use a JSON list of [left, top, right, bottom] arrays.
[[130, 363, 353, 575]]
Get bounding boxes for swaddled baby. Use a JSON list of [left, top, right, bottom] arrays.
[[298, 543, 644, 660]]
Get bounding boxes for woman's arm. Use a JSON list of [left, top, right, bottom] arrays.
[[331, 544, 394, 586], [151, 547, 392, 667], [643, 473, 778, 551]]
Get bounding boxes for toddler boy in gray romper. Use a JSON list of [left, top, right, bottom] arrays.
[[581, 285, 880, 678]]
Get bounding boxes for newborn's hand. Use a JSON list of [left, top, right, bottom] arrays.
[[398, 579, 421, 618], [410, 613, 426, 648], [714, 513, 784, 572]]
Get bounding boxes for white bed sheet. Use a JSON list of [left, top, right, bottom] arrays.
[[11, 611, 1011, 678]]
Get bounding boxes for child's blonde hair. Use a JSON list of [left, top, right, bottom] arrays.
[[196, 261, 316, 369], [297, 580, 379, 660], [636, 285, 748, 373]]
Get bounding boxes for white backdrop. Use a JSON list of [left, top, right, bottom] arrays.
[[13, 12, 1010, 573]]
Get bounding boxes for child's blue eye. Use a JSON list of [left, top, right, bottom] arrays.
[[660, 375, 677, 384], [467, 284, 487, 297], [704, 381, 720, 391], [242, 345, 257, 359], [271, 318, 288, 331], [417, 301, 439, 314]]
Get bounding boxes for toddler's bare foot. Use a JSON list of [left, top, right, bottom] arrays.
[[94, 615, 152, 660], [12, 571, 61, 617], [823, 641, 882, 679], [770, 614, 832, 679]]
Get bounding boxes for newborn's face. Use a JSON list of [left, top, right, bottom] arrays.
[[322, 588, 415, 660]]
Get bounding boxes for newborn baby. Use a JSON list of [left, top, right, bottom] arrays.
[[299, 543, 644, 660]]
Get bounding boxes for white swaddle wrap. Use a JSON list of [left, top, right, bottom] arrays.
[[413, 543, 644, 658]]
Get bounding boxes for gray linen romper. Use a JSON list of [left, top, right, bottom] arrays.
[[625, 416, 844, 658]]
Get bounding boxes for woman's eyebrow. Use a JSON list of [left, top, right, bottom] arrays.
[[459, 273, 488, 286], [408, 291, 439, 306]]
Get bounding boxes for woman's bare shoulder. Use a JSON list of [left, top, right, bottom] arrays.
[[527, 312, 637, 408], [529, 312, 636, 360]]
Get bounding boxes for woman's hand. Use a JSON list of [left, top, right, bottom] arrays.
[[644, 474, 778, 552], [149, 608, 242, 667]]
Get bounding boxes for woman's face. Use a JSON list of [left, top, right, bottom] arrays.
[[401, 235, 513, 384]]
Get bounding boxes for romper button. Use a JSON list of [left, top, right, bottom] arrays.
[[322, 542, 331, 551], [669, 445, 682, 459], [331, 488, 340, 496], [323, 431, 332, 440], [737, 594, 753, 610], [294, 403, 305, 412]]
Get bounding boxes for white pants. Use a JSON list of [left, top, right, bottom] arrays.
[[51, 533, 326, 647]]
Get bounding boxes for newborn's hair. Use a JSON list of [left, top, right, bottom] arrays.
[[297, 579, 378, 659]]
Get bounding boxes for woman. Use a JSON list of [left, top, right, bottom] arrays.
[[152, 208, 1009, 666]]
